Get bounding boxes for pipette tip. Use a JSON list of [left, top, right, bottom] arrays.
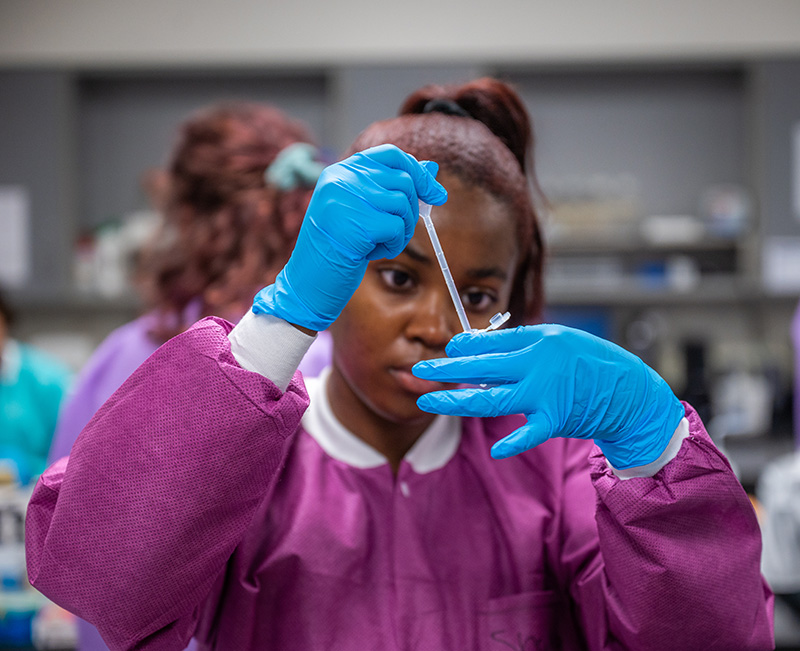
[[485, 312, 511, 331]]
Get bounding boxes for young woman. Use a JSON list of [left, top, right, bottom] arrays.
[[26, 79, 773, 650]]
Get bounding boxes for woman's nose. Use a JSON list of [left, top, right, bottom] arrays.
[[405, 289, 461, 348]]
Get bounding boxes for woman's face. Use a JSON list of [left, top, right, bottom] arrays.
[[328, 171, 520, 437]]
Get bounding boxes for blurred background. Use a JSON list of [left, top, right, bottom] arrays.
[[1, 0, 800, 648]]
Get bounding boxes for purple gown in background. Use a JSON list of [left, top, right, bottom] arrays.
[[48, 313, 332, 651]]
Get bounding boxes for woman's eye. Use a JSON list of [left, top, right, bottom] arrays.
[[462, 289, 495, 312], [380, 269, 414, 290]]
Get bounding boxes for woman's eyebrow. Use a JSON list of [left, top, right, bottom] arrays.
[[402, 242, 508, 280], [401, 243, 431, 264], [403, 242, 508, 280]]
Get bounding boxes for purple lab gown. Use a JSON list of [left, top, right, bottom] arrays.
[[27, 318, 773, 650], [48, 313, 331, 651]]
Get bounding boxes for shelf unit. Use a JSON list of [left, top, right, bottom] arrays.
[[545, 233, 750, 306], [5, 288, 142, 316]]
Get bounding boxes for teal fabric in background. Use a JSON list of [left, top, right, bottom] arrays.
[[0, 340, 72, 485]]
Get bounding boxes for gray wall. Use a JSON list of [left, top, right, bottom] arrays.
[[755, 59, 800, 238], [78, 71, 329, 228], [2, 0, 800, 66], [0, 71, 75, 290], [329, 65, 486, 153]]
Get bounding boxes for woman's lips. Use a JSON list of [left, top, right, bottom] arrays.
[[390, 367, 449, 396]]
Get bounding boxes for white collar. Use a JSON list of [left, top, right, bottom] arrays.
[[301, 367, 461, 473], [0, 339, 22, 385]]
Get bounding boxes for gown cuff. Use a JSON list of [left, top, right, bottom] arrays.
[[608, 417, 690, 480], [228, 309, 316, 391]]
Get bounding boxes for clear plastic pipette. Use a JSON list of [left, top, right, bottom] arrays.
[[419, 201, 473, 333]]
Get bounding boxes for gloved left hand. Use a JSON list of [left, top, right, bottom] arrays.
[[412, 324, 685, 469]]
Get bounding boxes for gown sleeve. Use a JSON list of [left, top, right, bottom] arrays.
[[48, 316, 159, 464], [25, 317, 309, 651], [556, 402, 775, 650]]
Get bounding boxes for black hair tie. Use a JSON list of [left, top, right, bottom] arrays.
[[421, 98, 470, 118]]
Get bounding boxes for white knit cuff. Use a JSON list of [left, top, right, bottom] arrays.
[[609, 417, 690, 480], [228, 310, 316, 392]]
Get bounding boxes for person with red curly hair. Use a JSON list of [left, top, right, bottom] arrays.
[[47, 101, 330, 651]]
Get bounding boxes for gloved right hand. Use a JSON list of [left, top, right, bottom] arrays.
[[253, 144, 447, 331], [412, 325, 685, 469]]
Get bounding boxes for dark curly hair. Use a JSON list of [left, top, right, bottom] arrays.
[[138, 101, 318, 341], [347, 77, 545, 325]]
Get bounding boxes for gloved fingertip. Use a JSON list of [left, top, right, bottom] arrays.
[[416, 395, 437, 413], [417, 164, 447, 205], [492, 420, 552, 460], [434, 186, 448, 205], [421, 160, 439, 177], [490, 441, 518, 460], [445, 330, 477, 357], [411, 361, 431, 378]]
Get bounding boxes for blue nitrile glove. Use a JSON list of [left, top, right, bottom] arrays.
[[412, 325, 685, 469], [253, 144, 447, 331]]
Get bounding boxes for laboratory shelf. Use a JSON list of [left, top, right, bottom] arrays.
[[545, 278, 799, 308], [5, 287, 142, 315], [547, 236, 743, 256]]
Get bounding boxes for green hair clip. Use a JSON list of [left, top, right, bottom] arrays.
[[265, 142, 325, 191]]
